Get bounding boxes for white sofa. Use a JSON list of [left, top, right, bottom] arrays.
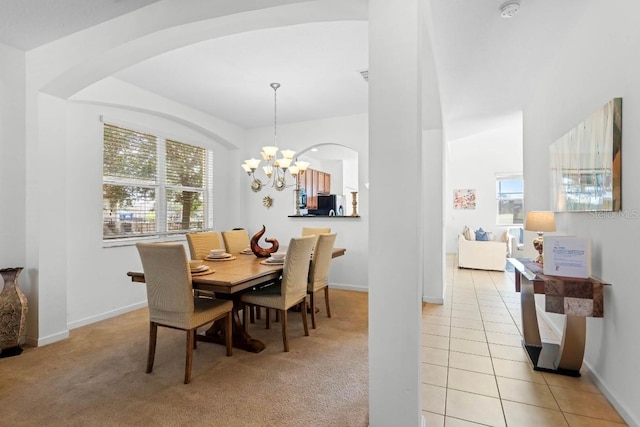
[[457, 234, 507, 271]]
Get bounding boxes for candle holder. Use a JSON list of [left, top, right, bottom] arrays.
[[351, 191, 359, 217]]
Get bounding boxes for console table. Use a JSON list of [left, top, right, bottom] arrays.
[[508, 258, 609, 377]]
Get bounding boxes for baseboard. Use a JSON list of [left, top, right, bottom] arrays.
[[582, 361, 639, 426], [423, 296, 444, 304], [67, 300, 148, 331], [36, 330, 70, 347], [331, 283, 368, 293]]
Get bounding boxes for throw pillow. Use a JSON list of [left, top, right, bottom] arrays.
[[463, 226, 475, 241], [475, 227, 489, 241]]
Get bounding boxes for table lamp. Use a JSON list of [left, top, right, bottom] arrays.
[[524, 211, 556, 264]]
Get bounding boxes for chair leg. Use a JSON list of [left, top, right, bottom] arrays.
[[146, 322, 158, 374], [225, 311, 233, 357], [324, 286, 331, 318], [266, 308, 271, 329], [309, 291, 317, 329], [281, 309, 289, 352], [185, 329, 194, 384], [193, 329, 198, 350], [301, 300, 309, 337]]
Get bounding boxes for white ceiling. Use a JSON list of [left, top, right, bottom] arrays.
[[0, 0, 592, 139]]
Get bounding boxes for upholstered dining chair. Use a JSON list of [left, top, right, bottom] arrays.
[[136, 242, 233, 384], [240, 235, 316, 352], [186, 231, 223, 298], [186, 231, 223, 260], [222, 228, 251, 254], [301, 227, 331, 237], [307, 233, 337, 329]]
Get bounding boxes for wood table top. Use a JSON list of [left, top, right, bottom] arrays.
[[128, 247, 346, 295]]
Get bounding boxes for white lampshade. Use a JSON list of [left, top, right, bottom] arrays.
[[244, 158, 261, 170], [262, 146, 278, 158], [278, 157, 292, 169], [241, 164, 252, 173], [289, 166, 299, 176], [262, 165, 273, 177], [295, 160, 310, 171], [525, 211, 556, 232], [280, 149, 295, 159]]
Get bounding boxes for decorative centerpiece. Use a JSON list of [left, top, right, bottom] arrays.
[[0, 267, 28, 358], [250, 225, 280, 258]]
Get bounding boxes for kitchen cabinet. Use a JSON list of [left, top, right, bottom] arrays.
[[300, 168, 330, 210]]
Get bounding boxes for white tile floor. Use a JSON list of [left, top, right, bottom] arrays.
[[421, 255, 628, 426]]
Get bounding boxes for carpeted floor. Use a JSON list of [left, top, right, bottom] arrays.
[[0, 289, 368, 427]]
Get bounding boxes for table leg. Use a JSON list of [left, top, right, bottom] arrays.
[[519, 274, 583, 377], [197, 297, 266, 353], [520, 275, 542, 347], [555, 315, 586, 372]]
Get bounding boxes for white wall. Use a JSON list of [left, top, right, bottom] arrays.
[[0, 43, 26, 267], [524, 1, 640, 424], [244, 114, 369, 291], [65, 81, 243, 328], [445, 114, 523, 253]]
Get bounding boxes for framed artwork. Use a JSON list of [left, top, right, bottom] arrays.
[[550, 98, 622, 212], [453, 189, 476, 210]]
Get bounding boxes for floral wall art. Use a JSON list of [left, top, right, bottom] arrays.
[[453, 189, 476, 210]]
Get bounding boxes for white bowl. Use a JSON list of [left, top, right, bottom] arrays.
[[209, 249, 225, 257], [271, 252, 286, 261], [189, 260, 203, 269]]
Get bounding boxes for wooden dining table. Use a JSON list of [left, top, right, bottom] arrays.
[[128, 247, 346, 353]]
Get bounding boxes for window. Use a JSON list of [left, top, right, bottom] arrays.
[[102, 123, 212, 240], [496, 174, 523, 225]]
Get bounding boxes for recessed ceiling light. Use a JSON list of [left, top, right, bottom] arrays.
[[499, 0, 520, 18], [311, 148, 318, 152]]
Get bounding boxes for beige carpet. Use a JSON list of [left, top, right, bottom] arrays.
[[0, 289, 368, 427]]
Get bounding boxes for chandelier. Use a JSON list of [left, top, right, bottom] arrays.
[[241, 82, 310, 192]]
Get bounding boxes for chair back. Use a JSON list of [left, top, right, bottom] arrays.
[[222, 229, 250, 254], [186, 231, 222, 260], [301, 227, 331, 237], [136, 243, 194, 327], [308, 233, 337, 292], [281, 235, 316, 306]]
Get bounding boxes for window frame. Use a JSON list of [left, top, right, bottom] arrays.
[[495, 173, 524, 226], [102, 120, 214, 245]]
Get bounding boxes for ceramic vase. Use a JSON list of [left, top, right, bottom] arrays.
[[0, 267, 28, 356]]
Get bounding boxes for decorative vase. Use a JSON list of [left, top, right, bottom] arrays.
[[351, 191, 359, 217], [0, 267, 28, 357]]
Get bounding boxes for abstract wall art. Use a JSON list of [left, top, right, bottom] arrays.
[[550, 98, 622, 212]]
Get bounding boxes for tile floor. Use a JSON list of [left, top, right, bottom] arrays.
[[421, 255, 628, 426]]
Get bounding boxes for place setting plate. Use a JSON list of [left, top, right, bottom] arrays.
[[205, 253, 237, 261], [260, 258, 285, 265], [191, 267, 215, 276]]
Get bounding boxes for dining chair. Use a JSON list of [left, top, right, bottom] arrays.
[[186, 231, 223, 298], [136, 242, 233, 384], [301, 227, 331, 237], [222, 228, 251, 254], [240, 235, 316, 352], [186, 231, 223, 260], [307, 233, 337, 329]]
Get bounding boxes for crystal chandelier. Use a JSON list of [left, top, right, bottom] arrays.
[[241, 83, 309, 192]]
